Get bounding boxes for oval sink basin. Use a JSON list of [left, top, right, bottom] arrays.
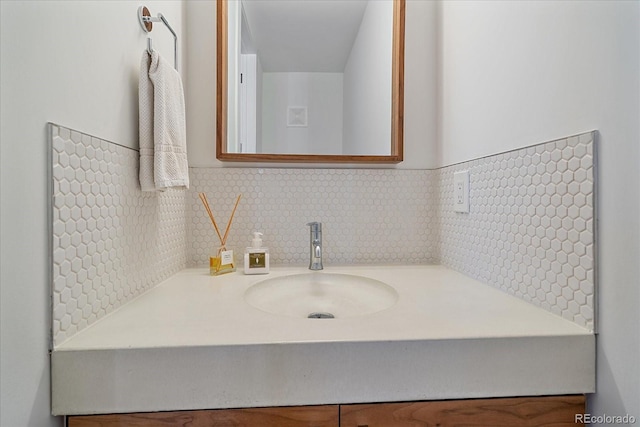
[[244, 272, 398, 319]]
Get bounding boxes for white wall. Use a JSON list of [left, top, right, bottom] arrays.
[[342, 0, 393, 155], [261, 72, 343, 155], [0, 2, 185, 426], [256, 56, 264, 153], [186, 0, 438, 168], [439, 0, 640, 420]]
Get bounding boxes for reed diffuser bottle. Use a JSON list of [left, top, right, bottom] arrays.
[[198, 193, 242, 276], [210, 245, 236, 276]]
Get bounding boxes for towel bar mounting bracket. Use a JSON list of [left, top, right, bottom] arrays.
[[138, 6, 153, 32]]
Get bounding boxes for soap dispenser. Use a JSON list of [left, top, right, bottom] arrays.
[[244, 232, 270, 275]]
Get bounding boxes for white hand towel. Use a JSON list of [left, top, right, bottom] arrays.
[[139, 51, 156, 192], [139, 50, 189, 191]]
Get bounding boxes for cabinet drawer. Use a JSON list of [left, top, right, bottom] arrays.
[[68, 405, 339, 427], [340, 395, 585, 427]]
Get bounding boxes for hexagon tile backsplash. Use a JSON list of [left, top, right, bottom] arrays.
[[437, 132, 596, 330], [50, 123, 595, 346], [188, 168, 438, 268], [49, 124, 188, 346]]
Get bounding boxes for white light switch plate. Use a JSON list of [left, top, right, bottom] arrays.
[[454, 171, 470, 213]]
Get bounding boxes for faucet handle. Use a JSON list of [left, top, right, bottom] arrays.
[[306, 222, 322, 232]]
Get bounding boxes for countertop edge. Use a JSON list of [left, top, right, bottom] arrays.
[[52, 334, 595, 416]]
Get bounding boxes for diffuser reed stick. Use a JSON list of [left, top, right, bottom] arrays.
[[221, 194, 242, 245], [198, 193, 223, 243]]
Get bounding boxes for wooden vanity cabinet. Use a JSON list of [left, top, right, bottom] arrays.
[[67, 395, 585, 427]]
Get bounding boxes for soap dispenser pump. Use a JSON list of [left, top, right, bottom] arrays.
[[244, 232, 270, 275]]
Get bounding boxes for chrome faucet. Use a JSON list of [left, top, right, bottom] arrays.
[[307, 222, 323, 270]]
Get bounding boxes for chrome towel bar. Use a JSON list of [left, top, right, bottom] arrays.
[[137, 6, 178, 71]]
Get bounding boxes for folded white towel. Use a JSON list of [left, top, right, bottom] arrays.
[[139, 51, 155, 191], [139, 50, 189, 191]]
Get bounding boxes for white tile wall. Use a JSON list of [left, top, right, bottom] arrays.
[[50, 124, 596, 346], [188, 168, 438, 267], [50, 124, 188, 346], [437, 132, 596, 330]]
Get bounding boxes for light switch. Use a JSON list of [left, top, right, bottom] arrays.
[[454, 171, 470, 213]]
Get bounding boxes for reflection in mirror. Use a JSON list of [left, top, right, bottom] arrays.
[[217, 0, 404, 163]]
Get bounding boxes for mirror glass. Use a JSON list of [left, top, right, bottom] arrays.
[[217, 0, 404, 163]]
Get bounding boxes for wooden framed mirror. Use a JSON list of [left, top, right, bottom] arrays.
[[216, 0, 404, 163]]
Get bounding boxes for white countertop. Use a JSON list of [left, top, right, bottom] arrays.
[[52, 265, 595, 415]]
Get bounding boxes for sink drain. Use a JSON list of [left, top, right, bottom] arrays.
[[308, 312, 335, 319]]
